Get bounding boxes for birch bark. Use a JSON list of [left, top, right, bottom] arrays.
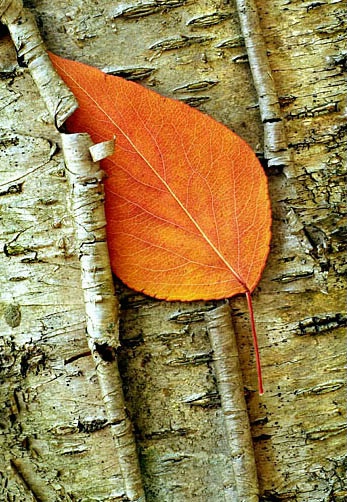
[[1, 0, 345, 501]]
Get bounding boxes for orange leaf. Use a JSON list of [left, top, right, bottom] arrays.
[[50, 53, 271, 302], [50, 53, 272, 393]]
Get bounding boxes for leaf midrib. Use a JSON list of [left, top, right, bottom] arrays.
[[62, 64, 248, 291]]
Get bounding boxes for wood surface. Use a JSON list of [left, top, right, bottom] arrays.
[[0, 0, 346, 500]]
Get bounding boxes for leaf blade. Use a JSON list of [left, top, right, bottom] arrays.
[[50, 53, 271, 301]]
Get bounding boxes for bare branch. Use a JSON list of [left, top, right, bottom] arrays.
[[2, 5, 146, 498], [235, 0, 293, 173], [61, 132, 146, 502], [11, 457, 59, 502], [205, 302, 259, 502], [0, 0, 77, 126]]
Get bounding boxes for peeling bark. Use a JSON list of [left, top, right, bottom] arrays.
[[61, 133, 145, 501], [11, 457, 59, 502], [1, 4, 145, 499], [1, 0, 346, 501]]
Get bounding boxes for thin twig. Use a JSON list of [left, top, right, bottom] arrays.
[[205, 302, 259, 502], [2, 3, 146, 498], [11, 457, 58, 502], [235, 0, 293, 173], [61, 133, 145, 502], [0, 0, 77, 127]]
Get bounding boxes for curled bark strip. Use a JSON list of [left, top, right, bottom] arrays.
[[0, 0, 77, 127], [205, 302, 259, 502], [89, 137, 115, 162], [235, 0, 292, 171], [61, 133, 146, 502]]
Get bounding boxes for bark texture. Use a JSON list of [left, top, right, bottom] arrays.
[[206, 302, 259, 502], [1, 0, 346, 501], [61, 132, 145, 501]]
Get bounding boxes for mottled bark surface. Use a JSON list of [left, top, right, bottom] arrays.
[[1, 0, 346, 501]]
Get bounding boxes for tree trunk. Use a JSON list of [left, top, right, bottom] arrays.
[[0, 1, 345, 501]]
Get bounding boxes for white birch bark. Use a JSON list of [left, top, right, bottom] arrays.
[[1, 0, 345, 500]]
